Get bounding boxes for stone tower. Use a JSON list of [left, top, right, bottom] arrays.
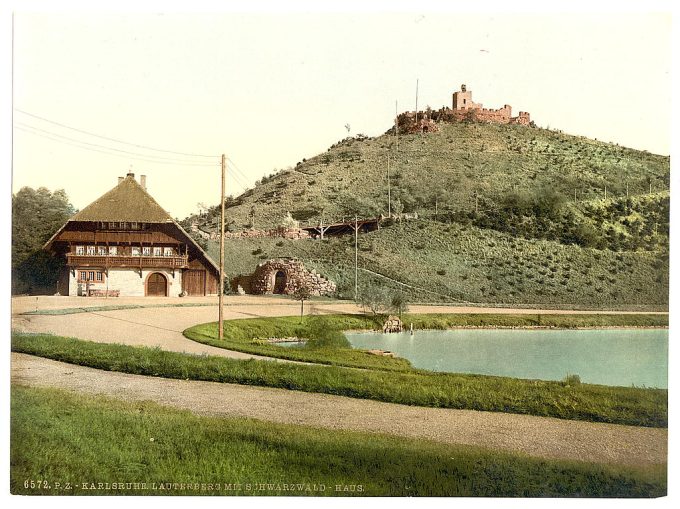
[[452, 84, 478, 110]]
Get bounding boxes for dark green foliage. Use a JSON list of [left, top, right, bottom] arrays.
[[12, 187, 75, 294], [11, 386, 666, 497]]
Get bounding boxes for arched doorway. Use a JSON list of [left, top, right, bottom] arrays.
[[146, 272, 168, 296], [273, 270, 287, 294]]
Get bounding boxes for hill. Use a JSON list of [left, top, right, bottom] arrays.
[[185, 121, 670, 308], [193, 122, 669, 231]]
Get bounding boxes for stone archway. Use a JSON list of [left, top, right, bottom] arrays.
[[273, 270, 287, 294], [250, 259, 336, 296]]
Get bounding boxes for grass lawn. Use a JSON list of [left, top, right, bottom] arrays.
[[10, 386, 666, 497], [12, 332, 667, 427]]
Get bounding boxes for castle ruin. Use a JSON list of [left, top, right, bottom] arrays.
[[397, 84, 531, 133]]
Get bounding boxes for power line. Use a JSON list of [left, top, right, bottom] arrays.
[[227, 157, 253, 183], [14, 108, 220, 158], [15, 125, 220, 168], [15, 121, 220, 166]]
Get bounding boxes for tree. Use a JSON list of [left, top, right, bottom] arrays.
[[390, 292, 410, 318], [357, 283, 392, 316], [12, 187, 75, 294], [293, 284, 312, 321]]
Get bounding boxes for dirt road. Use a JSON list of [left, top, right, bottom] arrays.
[[11, 352, 667, 467]]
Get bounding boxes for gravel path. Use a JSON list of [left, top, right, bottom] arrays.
[[12, 352, 667, 467]]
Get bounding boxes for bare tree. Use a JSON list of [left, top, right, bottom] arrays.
[[293, 284, 312, 321]]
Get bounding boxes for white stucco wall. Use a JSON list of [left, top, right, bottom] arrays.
[[68, 268, 182, 297]]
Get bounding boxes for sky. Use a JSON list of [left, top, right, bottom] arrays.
[[9, 5, 673, 219]]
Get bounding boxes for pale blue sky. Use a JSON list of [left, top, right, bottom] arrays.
[[11, 9, 672, 218]]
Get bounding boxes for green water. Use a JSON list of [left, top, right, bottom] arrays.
[[344, 328, 668, 388]]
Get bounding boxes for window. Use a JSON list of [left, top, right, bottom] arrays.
[[75, 246, 85, 255], [163, 247, 174, 257], [78, 270, 105, 283], [121, 222, 128, 230], [153, 246, 162, 257], [86, 246, 95, 255], [108, 246, 118, 256], [131, 222, 139, 230], [97, 246, 107, 256], [109, 222, 117, 229], [142, 246, 151, 256], [131, 246, 141, 256]]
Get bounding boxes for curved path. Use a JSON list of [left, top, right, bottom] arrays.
[[11, 352, 666, 467]]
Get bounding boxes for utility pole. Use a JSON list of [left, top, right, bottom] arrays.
[[354, 214, 358, 301], [415, 79, 419, 126], [218, 154, 226, 340], [395, 100, 399, 152], [387, 154, 392, 218]]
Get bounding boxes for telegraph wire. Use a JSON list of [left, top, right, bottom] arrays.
[[14, 108, 220, 158], [14, 125, 221, 168], [15, 121, 220, 166]]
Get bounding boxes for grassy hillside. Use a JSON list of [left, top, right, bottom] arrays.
[[186, 120, 669, 308], [193, 122, 669, 231], [208, 219, 667, 308]]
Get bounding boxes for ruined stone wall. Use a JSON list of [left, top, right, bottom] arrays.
[[399, 104, 531, 130], [250, 259, 336, 296], [210, 227, 310, 241]]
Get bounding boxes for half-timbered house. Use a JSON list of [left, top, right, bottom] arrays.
[[44, 172, 220, 297]]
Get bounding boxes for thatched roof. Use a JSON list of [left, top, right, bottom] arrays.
[[70, 174, 173, 223], [43, 175, 221, 275]]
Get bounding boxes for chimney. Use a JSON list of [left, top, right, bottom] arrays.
[[126, 172, 135, 178], [140, 175, 147, 190], [118, 176, 124, 184]]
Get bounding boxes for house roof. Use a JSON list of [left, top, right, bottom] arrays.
[[42, 174, 220, 275], [70, 174, 173, 223]]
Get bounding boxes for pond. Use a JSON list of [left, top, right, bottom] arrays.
[[344, 328, 668, 388]]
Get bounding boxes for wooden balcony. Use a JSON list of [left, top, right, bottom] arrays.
[[66, 254, 189, 269]]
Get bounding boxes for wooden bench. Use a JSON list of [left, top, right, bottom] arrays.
[[88, 289, 120, 297]]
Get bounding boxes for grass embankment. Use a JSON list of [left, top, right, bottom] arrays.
[[11, 386, 666, 497], [183, 313, 668, 371], [12, 332, 667, 427]]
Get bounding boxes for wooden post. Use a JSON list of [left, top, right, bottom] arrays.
[[219, 154, 226, 340], [415, 79, 419, 126], [395, 100, 399, 152], [354, 214, 358, 301], [387, 154, 392, 218]]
